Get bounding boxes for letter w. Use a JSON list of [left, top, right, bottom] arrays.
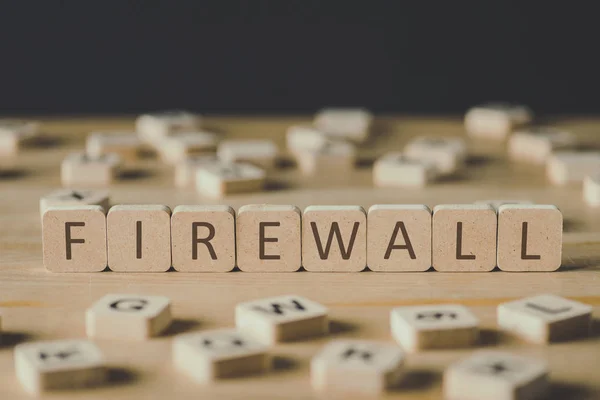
[[311, 221, 360, 260]]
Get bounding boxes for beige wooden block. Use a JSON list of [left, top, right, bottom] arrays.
[[174, 155, 220, 188], [159, 131, 218, 164], [61, 152, 121, 187], [171, 205, 236, 272], [432, 204, 497, 272], [136, 110, 201, 145], [547, 151, 600, 185], [217, 139, 278, 169], [39, 189, 110, 218], [508, 127, 576, 164], [498, 294, 592, 344], [107, 205, 172, 272], [313, 108, 372, 143], [0, 119, 40, 156], [286, 125, 328, 153], [464, 103, 533, 140], [236, 205, 301, 272], [86, 293, 172, 340], [173, 329, 269, 383], [195, 162, 266, 198], [373, 152, 437, 187], [311, 339, 405, 396], [474, 199, 533, 211], [302, 205, 366, 272], [15, 339, 106, 395], [86, 131, 142, 161], [497, 204, 562, 272], [42, 205, 107, 272], [235, 295, 328, 344], [390, 304, 479, 352], [583, 173, 600, 206], [404, 136, 467, 175], [295, 139, 356, 175], [367, 205, 432, 272], [444, 351, 548, 400]]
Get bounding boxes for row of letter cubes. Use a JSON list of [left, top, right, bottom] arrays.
[[42, 203, 562, 272]]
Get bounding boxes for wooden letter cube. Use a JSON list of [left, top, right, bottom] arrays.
[[390, 304, 479, 352], [444, 351, 548, 400], [0, 119, 39, 156], [86, 132, 142, 162], [286, 125, 328, 153], [294, 139, 356, 176], [311, 340, 405, 395], [237, 204, 301, 272], [61, 152, 121, 187], [404, 137, 467, 175], [583, 173, 600, 206], [171, 205, 236, 272], [497, 204, 562, 272], [159, 131, 218, 164], [313, 108, 372, 143], [235, 295, 328, 344], [464, 103, 532, 140], [547, 151, 600, 185], [367, 204, 432, 272], [497, 294, 592, 344], [15, 339, 106, 395], [508, 127, 576, 164], [107, 205, 172, 272], [195, 162, 266, 198], [42, 205, 107, 272], [86, 293, 172, 340], [302, 205, 366, 272], [373, 152, 437, 187], [173, 329, 269, 383], [174, 155, 219, 188], [432, 204, 497, 272], [40, 189, 110, 218], [217, 139, 278, 169], [136, 110, 201, 145]]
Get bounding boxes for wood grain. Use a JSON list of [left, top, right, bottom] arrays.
[[1, 116, 599, 399]]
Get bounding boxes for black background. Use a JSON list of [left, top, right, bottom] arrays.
[[1, 2, 599, 115]]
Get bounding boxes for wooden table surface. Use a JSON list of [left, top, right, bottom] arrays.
[[0, 116, 599, 400]]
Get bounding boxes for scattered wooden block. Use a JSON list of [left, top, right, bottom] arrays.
[[464, 103, 533, 140], [583, 173, 600, 206], [86, 132, 142, 162], [286, 125, 328, 153], [311, 339, 405, 395], [107, 205, 172, 272], [136, 110, 201, 145], [390, 304, 479, 352], [42, 205, 107, 272], [159, 131, 218, 164], [15, 339, 106, 395], [61, 152, 121, 187], [86, 293, 172, 340], [373, 152, 437, 187], [0, 119, 40, 156], [497, 294, 592, 344], [39, 189, 110, 218], [508, 127, 576, 164], [444, 350, 548, 400], [173, 328, 269, 383], [404, 136, 467, 175], [302, 205, 367, 272], [237, 204, 301, 272], [367, 204, 432, 272], [217, 139, 278, 169], [174, 155, 219, 188], [314, 108, 372, 143], [432, 204, 497, 272], [497, 204, 562, 272], [235, 295, 328, 344], [547, 151, 600, 185], [295, 139, 356, 175], [195, 162, 266, 198], [171, 205, 236, 272]]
